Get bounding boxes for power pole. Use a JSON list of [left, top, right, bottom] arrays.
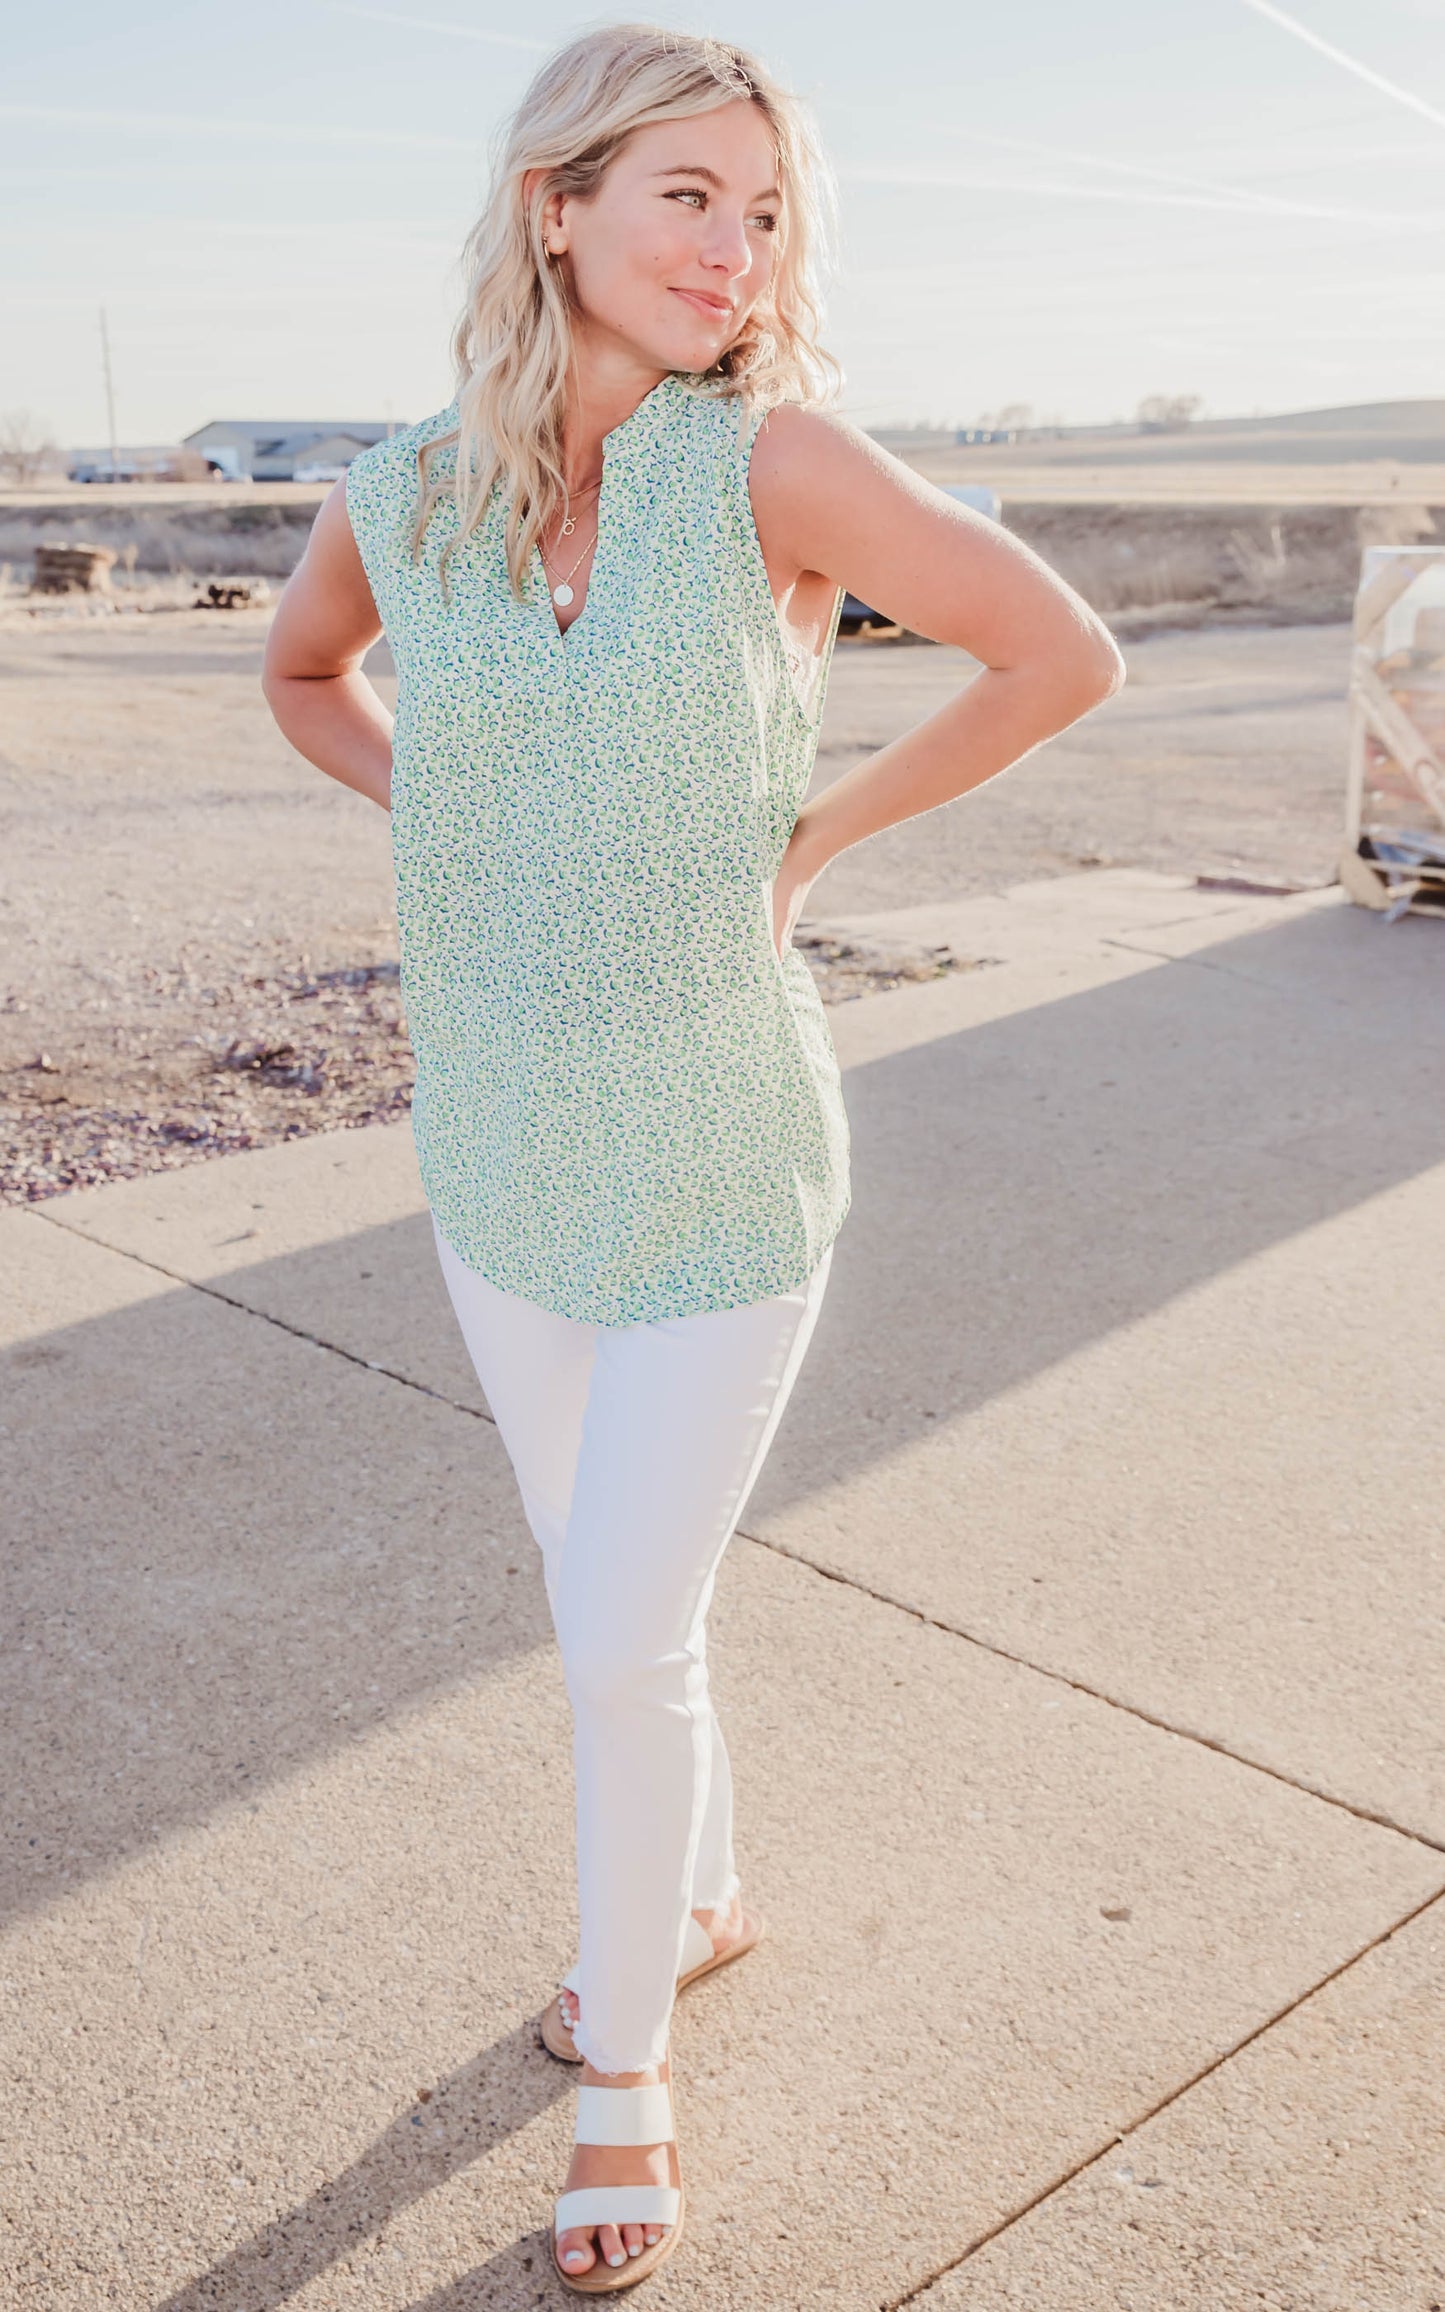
[[99, 307, 118, 481]]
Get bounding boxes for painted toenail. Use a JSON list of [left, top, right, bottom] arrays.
[[607, 2251, 626, 2267], [564, 2251, 586, 2266]]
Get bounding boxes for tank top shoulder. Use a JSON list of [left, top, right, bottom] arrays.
[[345, 373, 850, 1325]]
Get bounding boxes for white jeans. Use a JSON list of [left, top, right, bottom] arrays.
[[432, 1216, 833, 2074]]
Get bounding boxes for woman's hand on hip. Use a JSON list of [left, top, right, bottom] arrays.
[[770, 817, 826, 960]]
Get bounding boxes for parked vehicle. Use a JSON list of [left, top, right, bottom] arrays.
[[69, 459, 142, 485]]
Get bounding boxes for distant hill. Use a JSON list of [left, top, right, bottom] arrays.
[[1187, 400, 1445, 440], [894, 400, 1445, 476], [1093, 400, 1445, 466]]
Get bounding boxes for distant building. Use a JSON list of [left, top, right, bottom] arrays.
[[181, 420, 400, 481], [290, 431, 390, 482], [68, 444, 218, 483]]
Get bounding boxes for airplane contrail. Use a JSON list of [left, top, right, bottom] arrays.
[[321, 1, 551, 49], [1238, 0, 1445, 133], [846, 164, 1445, 230], [957, 126, 1397, 214]]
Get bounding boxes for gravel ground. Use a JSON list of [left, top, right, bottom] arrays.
[[1, 597, 1350, 1203], [2, 937, 979, 1203]]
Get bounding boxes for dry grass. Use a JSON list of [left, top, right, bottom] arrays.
[[0, 567, 273, 621], [0, 497, 315, 581], [2, 483, 1436, 632], [1004, 500, 1439, 627]]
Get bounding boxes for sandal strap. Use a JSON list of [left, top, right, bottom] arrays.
[[575, 2082, 674, 2146], [555, 2185, 680, 2232]]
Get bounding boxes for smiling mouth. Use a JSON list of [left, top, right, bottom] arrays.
[[671, 288, 734, 321]]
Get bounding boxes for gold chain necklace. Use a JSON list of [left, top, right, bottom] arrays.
[[557, 472, 603, 537], [540, 517, 598, 608], [542, 474, 604, 607]]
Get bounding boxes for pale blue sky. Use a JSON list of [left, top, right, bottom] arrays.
[[5, 0, 1444, 445]]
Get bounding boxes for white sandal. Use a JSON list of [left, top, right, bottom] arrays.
[[540, 1908, 765, 2063], [551, 2075, 684, 2294]]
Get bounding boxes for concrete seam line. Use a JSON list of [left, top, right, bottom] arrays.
[[33, 1206, 1442, 1859], [1097, 935, 1353, 1010], [30, 1205, 500, 1426], [879, 1878, 1445, 2312], [737, 1528, 1445, 1858]]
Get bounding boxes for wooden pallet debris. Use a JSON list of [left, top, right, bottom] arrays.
[[1343, 545, 1445, 919], [32, 543, 118, 595]]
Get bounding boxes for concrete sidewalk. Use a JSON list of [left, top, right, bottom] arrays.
[[4, 869, 1442, 2310]]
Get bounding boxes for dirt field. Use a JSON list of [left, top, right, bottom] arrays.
[[0, 588, 1358, 1203], [4, 484, 1438, 632]]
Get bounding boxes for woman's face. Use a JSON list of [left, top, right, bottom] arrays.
[[546, 100, 782, 379]]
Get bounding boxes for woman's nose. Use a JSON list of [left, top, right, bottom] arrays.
[[700, 213, 752, 279]]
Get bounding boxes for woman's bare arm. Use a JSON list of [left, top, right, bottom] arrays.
[[261, 481, 395, 811], [750, 407, 1126, 936]]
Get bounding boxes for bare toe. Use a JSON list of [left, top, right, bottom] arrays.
[[557, 2228, 595, 2277]]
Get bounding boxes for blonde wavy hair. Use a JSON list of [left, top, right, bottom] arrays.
[[411, 22, 840, 598]]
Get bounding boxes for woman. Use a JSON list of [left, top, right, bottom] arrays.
[[263, 22, 1123, 2292]]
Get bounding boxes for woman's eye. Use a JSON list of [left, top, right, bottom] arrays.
[[663, 189, 777, 232]]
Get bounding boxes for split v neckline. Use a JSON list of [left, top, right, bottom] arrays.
[[535, 372, 685, 651]]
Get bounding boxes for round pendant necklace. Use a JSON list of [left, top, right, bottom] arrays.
[[541, 513, 600, 608], [541, 527, 596, 608], [544, 471, 604, 605]]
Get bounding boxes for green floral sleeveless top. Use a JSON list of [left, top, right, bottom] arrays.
[[345, 372, 850, 1325]]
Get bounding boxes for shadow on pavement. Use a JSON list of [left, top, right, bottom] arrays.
[[6, 895, 1441, 1920], [762, 896, 1445, 1511], [3, 1266, 548, 1933], [151, 2021, 567, 2312]]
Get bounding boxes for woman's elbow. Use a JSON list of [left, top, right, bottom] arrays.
[[259, 647, 313, 728], [1070, 617, 1127, 706], [1017, 604, 1126, 715], [260, 623, 294, 705]]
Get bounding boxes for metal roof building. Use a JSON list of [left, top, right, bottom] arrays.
[[181, 420, 399, 481]]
